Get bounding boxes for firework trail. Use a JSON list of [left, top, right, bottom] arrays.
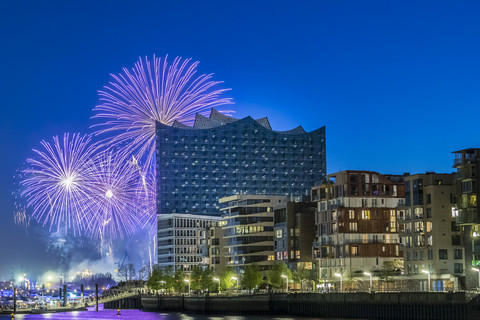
[[83, 150, 143, 242], [21, 133, 98, 236], [92, 55, 234, 174]]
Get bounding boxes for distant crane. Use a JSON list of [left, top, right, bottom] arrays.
[[114, 251, 131, 273]]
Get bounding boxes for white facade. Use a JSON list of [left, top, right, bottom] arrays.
[[157, 213, 222, 272]]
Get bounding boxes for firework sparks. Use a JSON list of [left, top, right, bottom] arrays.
[[83, 150, 143, 241], [92, 55, 234, 174], [21, 133, 98, 236]]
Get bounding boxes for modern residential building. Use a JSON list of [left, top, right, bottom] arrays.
[[157, 213, 222, 272], [398, 172, 464, 291], [311, 170, 404, 289], [155, 108, 326, 216], [206, 222, 228, 272], [273, 195, 316, 270], [219, 194, 288, 274], [452, 148, 480, 289]]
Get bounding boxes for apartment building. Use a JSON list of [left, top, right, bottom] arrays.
[[311, 170, 404, 289], [398, 172, 464, 291]]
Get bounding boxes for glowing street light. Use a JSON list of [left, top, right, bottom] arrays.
[[364, 272, 373, 291], [184, 279, 190, 294], [334, 273, 343, 292], [231, 276, 239, 288], [421, 270, 431, 291], [213, 278, 220, 293], [472, 268, 480, 290], [281, 274, 289, 292]]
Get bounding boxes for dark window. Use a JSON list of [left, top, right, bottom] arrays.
[[451, 221, 460, 231], [427, 208, 432, 218], [454, 249, 463, 259], [426, 194, 431, 204], [439, 249, 448, 260], [428, 249, 433, 260], [450, 194, 457, 204], [452, 235, 461, 246], [404, 181, 411, 206], [454, 263, 463, 273]]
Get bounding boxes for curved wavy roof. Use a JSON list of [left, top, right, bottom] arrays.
[[168, 108, 318, 134]]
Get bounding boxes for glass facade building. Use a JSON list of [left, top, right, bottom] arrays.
[[155, 108, 326, 216]]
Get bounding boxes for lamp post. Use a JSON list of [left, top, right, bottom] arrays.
[[213, 278, 220, 294], [281, 274, 289, 292], [472, 268, 480, 290], [334, 273, 343, 292], [421, 270, 431, 292], [364, 272, 373, 292], [231, 276, 239, 288], [184, 279, 190, 294]]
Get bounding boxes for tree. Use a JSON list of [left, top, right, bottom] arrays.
[[200, 268, 215, 292], [377, 260, 402, 290], [241, 263, 263, 290], [118, 263, 136, 282], [173, 269, 185, 293], [292, 266, 310, 291], [137, 266, 150, 281], [219, 267, 236, 291], [163, 266, 175, 292], [190, 266, 203, 291], [147, 265, 163, 291], [267, 262, 292, 289]]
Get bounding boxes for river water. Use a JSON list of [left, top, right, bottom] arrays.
[[0, 305, 327, 320]]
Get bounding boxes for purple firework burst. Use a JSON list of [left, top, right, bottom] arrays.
[[83, 151, 144, 240], [91, 55, 234, 174], [21, 133, 98, 236]]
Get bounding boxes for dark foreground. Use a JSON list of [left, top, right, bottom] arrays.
[[0, 304, 334, 320]]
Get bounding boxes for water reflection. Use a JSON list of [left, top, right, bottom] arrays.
[[0, 305, 318, 320]]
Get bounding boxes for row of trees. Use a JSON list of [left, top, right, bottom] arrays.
[[146, 262, 313, 293]]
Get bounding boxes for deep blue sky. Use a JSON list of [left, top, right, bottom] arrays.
[[1, 1, 480, 278]]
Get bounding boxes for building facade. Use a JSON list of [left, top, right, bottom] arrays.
[[157, 213, 222, 272], [398, 172, 464, 291], [311, 170, 404, 288], [219, 194, 288, 274], [273, 196, 316, 270], [206, 222, 228, 272], [452, 148, 480, 289], [155, 108, 326, 216]]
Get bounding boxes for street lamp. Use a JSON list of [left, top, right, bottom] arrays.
[[213, 278, 220, 293], [281, 274, 289, 292], [472, 268, 480, 290], [421, 270, 431, 292], [334, 273, 343, 292], [364, 272, 373, 292], [184, 279, 190, 294]]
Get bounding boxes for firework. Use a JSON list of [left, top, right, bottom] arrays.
[[92, 55, 234, 174], [83, 151, 143, 241], [21, 133, 98, 235]]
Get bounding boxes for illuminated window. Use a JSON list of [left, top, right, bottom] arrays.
[[351, 246, 358, 256], [426, 222, 433, 232], [349, 210, 355, 219], [362, 234, 368, 243], [362, 210, 370, 220], [349, 222, 358, 232], [470, 194, 477, 207]]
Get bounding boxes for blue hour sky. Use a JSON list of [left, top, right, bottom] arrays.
[[1, 1, 479, 277]]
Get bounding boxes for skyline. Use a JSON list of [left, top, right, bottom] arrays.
[[1, 1, 480, 277]]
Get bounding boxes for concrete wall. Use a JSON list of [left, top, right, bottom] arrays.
[[131, 292, 480, 320]]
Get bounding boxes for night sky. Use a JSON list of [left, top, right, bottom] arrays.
[[1, 1, 479, 278]]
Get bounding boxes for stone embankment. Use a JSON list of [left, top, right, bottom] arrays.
[[104, 292, 480, 320]]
